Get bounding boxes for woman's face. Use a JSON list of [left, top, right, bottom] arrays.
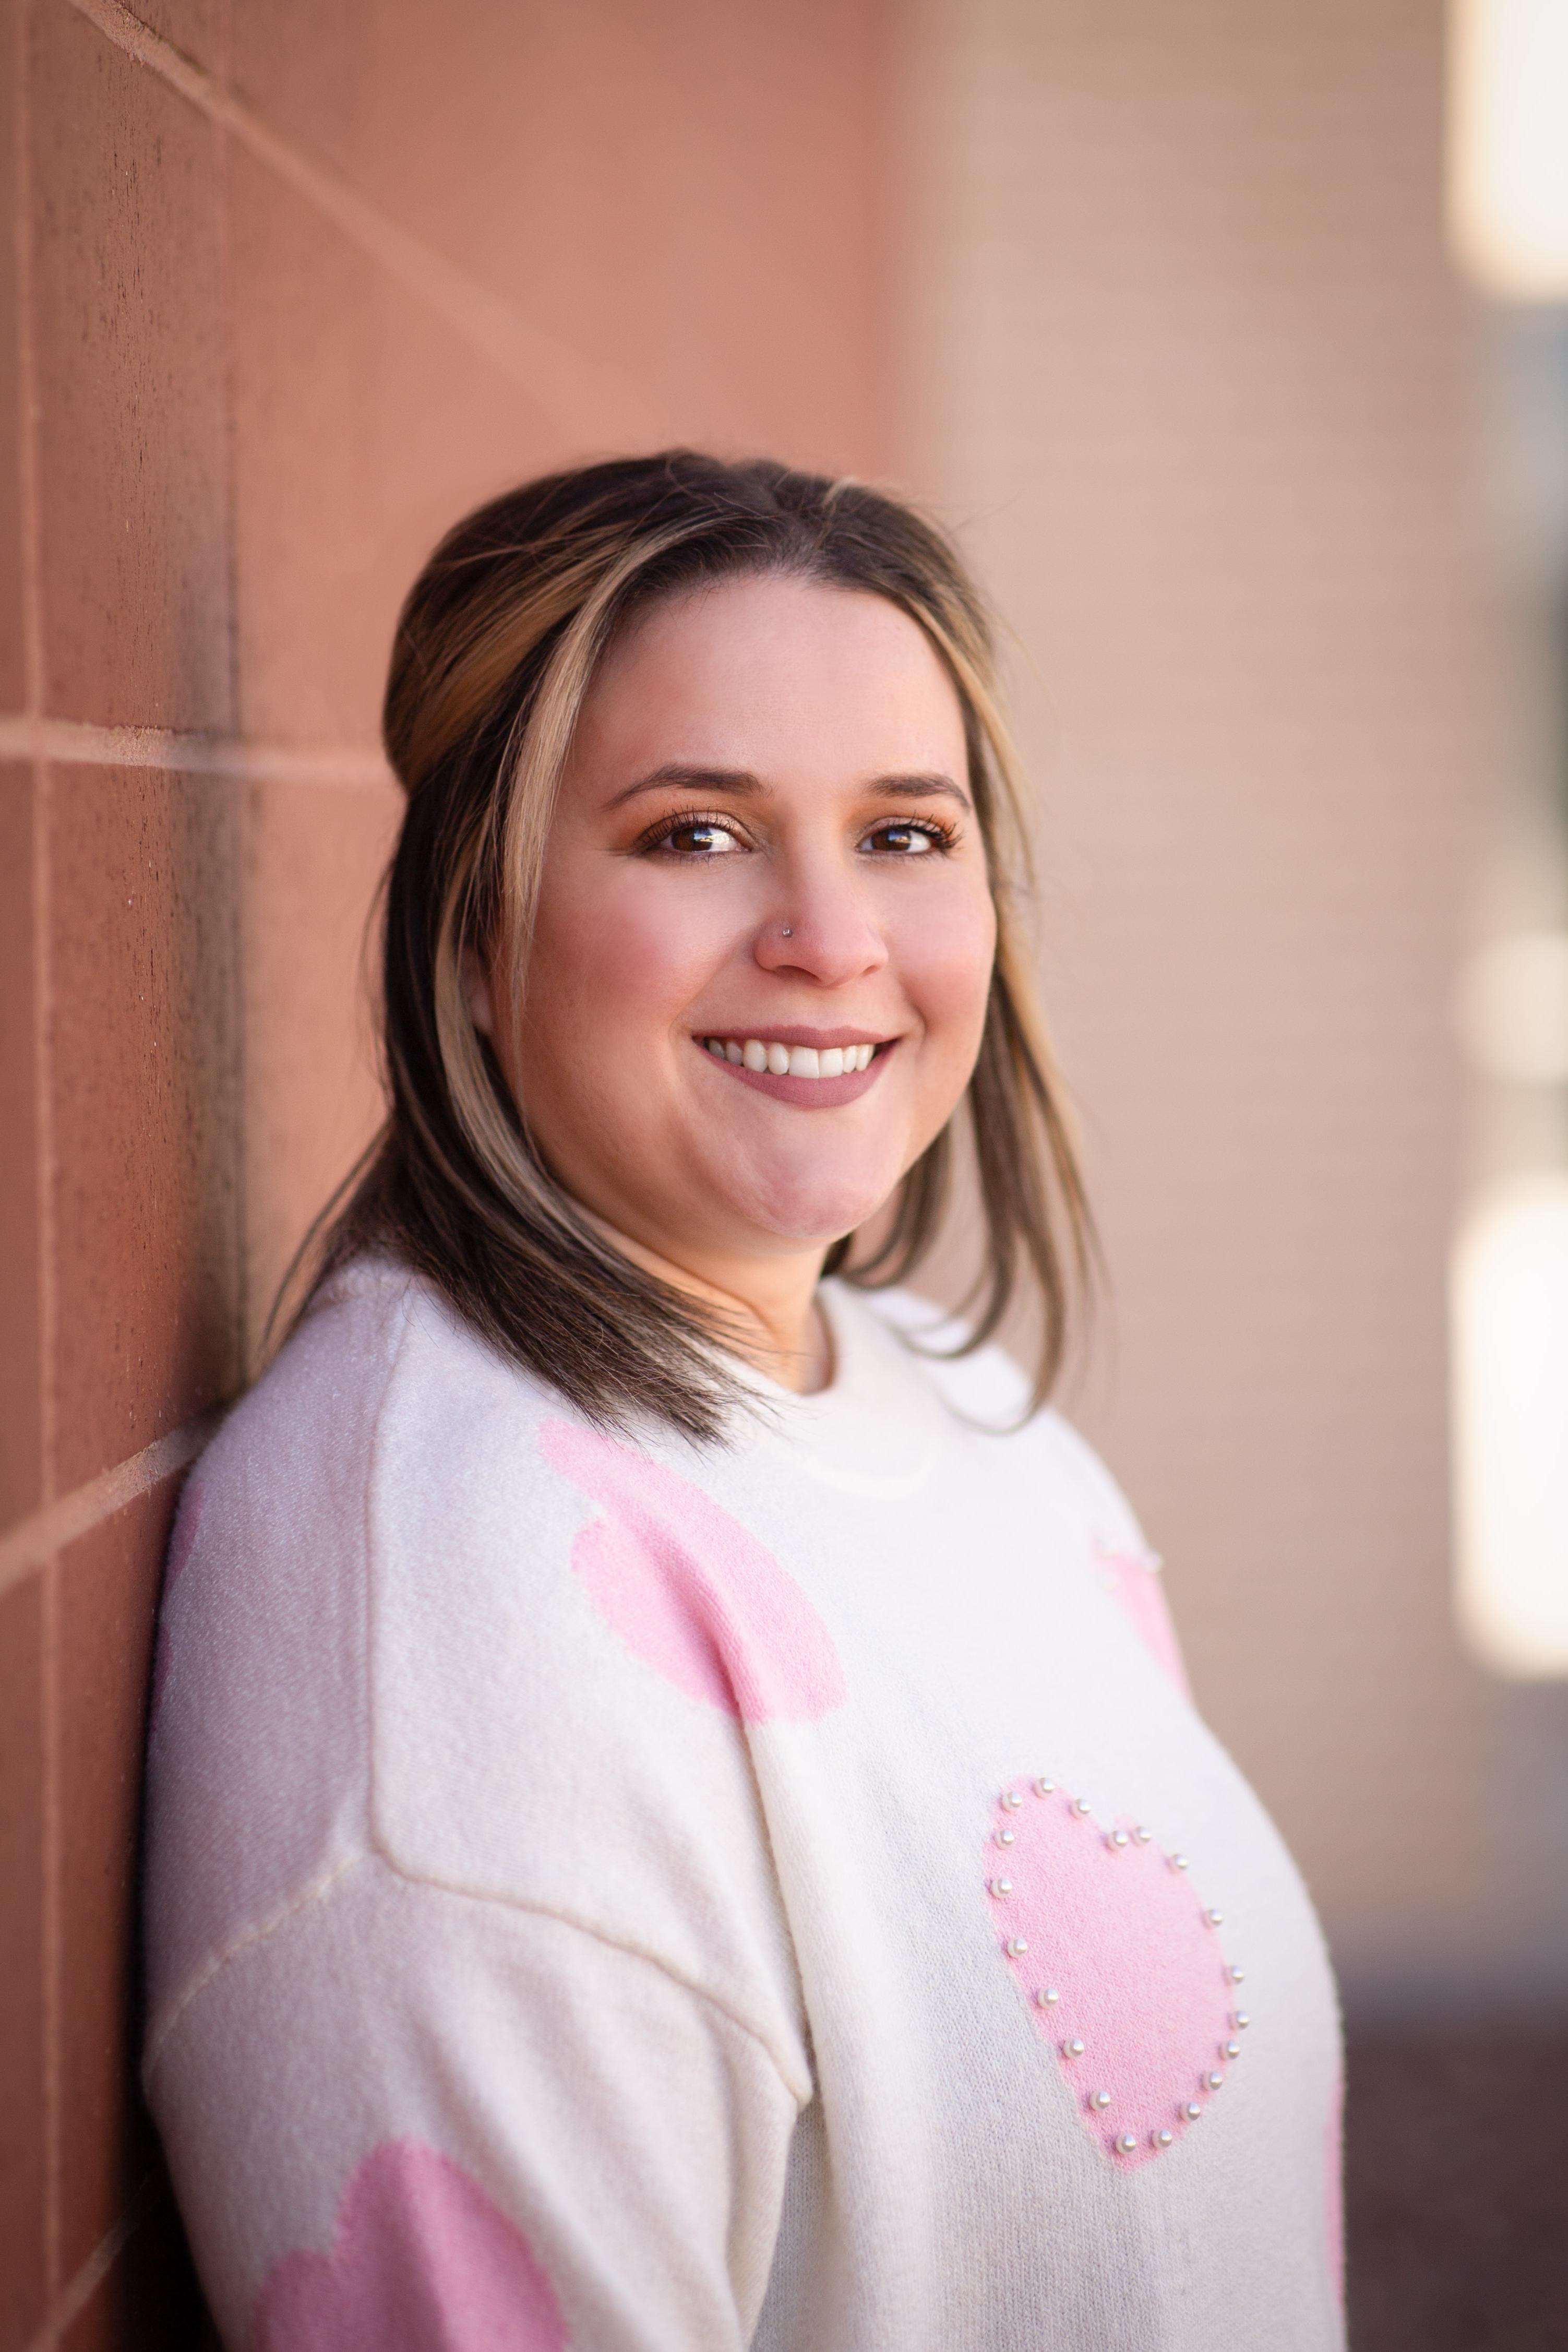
[[482, 572, 997, 1279]]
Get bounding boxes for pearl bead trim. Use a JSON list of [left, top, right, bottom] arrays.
[[985, 1774, 1249, 2166]]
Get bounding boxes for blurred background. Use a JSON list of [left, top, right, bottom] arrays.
[[3, 0, 1567, 2344]]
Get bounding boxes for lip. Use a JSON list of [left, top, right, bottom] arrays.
[[699, 1025, 886, 1050], [693, 1033, 897, 1109]]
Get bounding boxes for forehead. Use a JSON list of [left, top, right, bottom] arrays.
[[574, 574, 966, 780]]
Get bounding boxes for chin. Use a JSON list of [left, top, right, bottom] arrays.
[[720, 1159, 901, 1249]]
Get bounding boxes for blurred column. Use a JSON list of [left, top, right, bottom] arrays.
[[1440, 0, 1568, 2005], [1447, 0, 1568, 1682], [891, 0, 1568, 2009]]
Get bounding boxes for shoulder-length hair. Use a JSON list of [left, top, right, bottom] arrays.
[[292, 450, 1093, 1438]]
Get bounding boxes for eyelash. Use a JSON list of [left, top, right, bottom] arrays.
[[869, 816, 959, 855], [636, 809, 960, 857], [633, 809, 745, 856]]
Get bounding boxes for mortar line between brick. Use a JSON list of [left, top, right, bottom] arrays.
[[213, 51, 252, 1406], [61, 0, 659, 441], [22, 2177, 156, 2352], [0, 1412, 226, 1600], [0, 713, 393, 785]]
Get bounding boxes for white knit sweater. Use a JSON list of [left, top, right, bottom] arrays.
[[143, 1259, 1344, 2351]]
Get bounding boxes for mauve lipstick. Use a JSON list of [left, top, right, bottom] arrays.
[[692, 1029, 896, 1109]]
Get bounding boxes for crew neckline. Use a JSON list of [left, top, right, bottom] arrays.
[[727, 1282, 960, 1496], [317, 1255, 963, 1497]]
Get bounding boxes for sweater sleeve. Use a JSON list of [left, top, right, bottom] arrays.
[[145, 1853, 803, 2352], [142, 1272, 815, 2351]]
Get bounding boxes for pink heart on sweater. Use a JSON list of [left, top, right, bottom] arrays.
[[985, 1780, 1242, 2166], [254, 2139, 568, 2350], [540, 1419, 846, 1723]]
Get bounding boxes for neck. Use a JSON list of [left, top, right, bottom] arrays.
[[583, 1215, 832, 1395]]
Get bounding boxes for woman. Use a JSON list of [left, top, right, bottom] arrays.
[[144, 452, 1343, 2350]]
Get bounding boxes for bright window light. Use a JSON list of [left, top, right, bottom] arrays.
[[1452, 1175, 1568, 1675], [1455, 929, 1568, 1083], [1450, 0, 1568, 298]]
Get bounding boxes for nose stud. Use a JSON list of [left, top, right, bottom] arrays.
[[781, 925, 793, 938]]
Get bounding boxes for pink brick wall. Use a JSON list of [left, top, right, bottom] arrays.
[[0, 2, 887, 2340]]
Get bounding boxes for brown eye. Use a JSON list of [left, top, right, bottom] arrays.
[[865, 821, 941, 855], [663, 821, 738, 856]]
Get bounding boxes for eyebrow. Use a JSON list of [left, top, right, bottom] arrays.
[[605, 763, 972, 811]]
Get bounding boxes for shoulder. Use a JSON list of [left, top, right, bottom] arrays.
[[147, 1261, 803, 2049], [157, 1256, 628, 1761], [835, 1282, 1151, 1555], [187, 1256, 568, 1551], [835, 1284, 1184, 1694], [145, 1261, 583, 2010]]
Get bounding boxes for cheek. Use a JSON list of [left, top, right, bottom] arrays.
[[894, 880, 998, 1054], [528, 867, 729, 1036]]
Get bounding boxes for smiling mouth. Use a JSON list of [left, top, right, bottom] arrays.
[[693, 1031, 894, 1106], [701, 1035, 879, 1079]]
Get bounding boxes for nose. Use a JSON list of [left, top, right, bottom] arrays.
[[752, 857, 889, 988]]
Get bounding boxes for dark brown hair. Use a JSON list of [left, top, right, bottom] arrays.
[[291, 451, 1092, 1437]]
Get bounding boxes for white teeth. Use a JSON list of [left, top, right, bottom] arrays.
[[706, 1038, 880, 1078]]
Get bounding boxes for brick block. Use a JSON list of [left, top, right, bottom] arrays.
[[30, 3, 230, 727], [48, 766, 242, 1491]]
